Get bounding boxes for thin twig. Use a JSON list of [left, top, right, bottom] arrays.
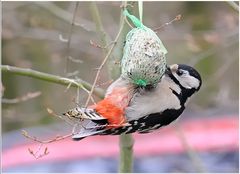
[[28, 144, 50, 159], [201, 53, 237, 91], [65, 2, 80, 74], [22, 129, 72, 159], [226, 1, 239, 12], [154, 14, 182, 32], [175, 123, 206, 172], [59, 34, 68, 42], [96, 79, 114, 87], [89, 2, 111, 53], [22, 130, 72, 144], [84, 15, 125, 107], [90, 40, 117, 50], [68, 56, 83, 63], [76, 79, 96, 104], [61, 77, 96, 104], [34, 2, 95, 31], [189, 33, 238, 67], [47, 107, 75, 126], [2, 91, 42, 104], [1, 65, 105, 99], [90, 39, 104, 49]]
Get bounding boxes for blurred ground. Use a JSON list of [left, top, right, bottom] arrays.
[[1, 1, 239, 173]]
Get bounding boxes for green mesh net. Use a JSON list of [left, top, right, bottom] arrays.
[[121, 9, 168, 87]]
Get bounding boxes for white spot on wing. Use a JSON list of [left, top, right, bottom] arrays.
[[125, 127, 133, 134], [140, 123, 145, 127], [151, 124, 161, 130]]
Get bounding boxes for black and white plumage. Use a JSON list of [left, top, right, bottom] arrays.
[[70, 64, 202, 140]]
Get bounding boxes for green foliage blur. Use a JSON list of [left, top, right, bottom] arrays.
[[2, 1, 239, 132]]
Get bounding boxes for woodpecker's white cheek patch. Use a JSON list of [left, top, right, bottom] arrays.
[[180, 76, 200, 89], [174, 71, 200, 90]]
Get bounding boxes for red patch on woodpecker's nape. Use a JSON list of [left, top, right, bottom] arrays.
[[95, 99, 126, 128]]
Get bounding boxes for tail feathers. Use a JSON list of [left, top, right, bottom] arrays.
[[82, 108, 107, 120], [71, 119, 106, 141], [63, 107, 107, 121], [63, 107, 109, 140]]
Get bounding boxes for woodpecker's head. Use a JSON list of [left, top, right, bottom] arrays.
[[165, 64, 202, 106], [166, 64, 202, 91]]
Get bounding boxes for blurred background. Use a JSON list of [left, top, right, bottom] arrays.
[[2, 1, 239, 173]]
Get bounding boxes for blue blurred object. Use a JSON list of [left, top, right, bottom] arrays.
[[4, 151, 238, 173]]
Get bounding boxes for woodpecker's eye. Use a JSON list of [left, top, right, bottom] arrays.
[[176, 69, 184, 76]]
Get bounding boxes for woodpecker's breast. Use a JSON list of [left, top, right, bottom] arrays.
[[125, 76, 182, 121]]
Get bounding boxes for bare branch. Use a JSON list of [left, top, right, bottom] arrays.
[[59, 34, 68, 42], [89, 2, 111, 53], [154, 14, 182, 32], [47, 107, 72, 125], [28, 145, 50, 159], [175, 123, 206, 172], [21, 130, 72, 144], [226, 1, 239, 12], [84, 23, 125, 107], [2, 91, 42, 104], [84, 2, 126, 107], [22, 127, 70, 159], [90, 39, 104, 49], [1, 65, 105, 99], [96, 79, 114, 87], [34, 2, 95, 31], [68, 56, 83, 63], [65, 2, 80, 74]]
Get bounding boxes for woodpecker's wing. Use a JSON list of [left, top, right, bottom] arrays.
[[99, 108, 183, 135]]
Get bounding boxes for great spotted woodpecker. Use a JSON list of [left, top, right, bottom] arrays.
[[63, 64, 202, 140]]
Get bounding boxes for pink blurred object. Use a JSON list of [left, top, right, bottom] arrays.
[[2, 116, 239, 169]]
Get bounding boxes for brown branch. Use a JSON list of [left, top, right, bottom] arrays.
[[90, 39, 104, 49], [2, 91, 42, 104], [65, 2, 80, 75], [95, 79, 114, 87], [28, 145, 49, 159], [175, 123, 206, 172], [84, 15, 125, 107], [226, 1, 239, 12], [21, 130, 72, 144], [1, 65, 105, 99], [154, 14, 182, 32]]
